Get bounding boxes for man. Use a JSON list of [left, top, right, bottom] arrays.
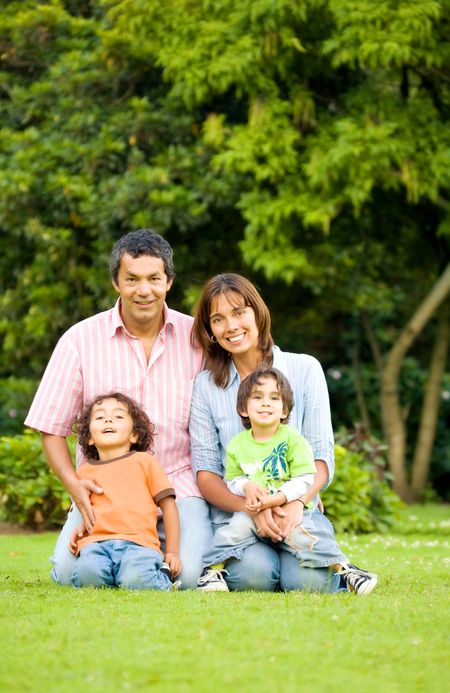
[[25, 229, 212, 588]]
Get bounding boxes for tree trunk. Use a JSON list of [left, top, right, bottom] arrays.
[[410, 303, 449, 500], [380, 263, 450, 502], [362, 311, 383, 373], [352, 332, 371, 432]]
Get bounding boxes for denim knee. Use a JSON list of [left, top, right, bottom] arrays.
[[50, 506, 82, 585], [279, 550, 341, 593], [226, 541, 280, 592], [177, 497, 213, 590]]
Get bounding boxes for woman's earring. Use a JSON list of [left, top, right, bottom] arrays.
[[210, 334, 218, 343]]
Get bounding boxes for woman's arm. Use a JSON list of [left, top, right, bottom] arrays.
[[298, 357, 335, 489], [197, 471, 246, 512], [268, 461, 329, 539], [298, 460, 329, 505]]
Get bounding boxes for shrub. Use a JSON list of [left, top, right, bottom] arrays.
[[0, 427, 403, 533], [0, 430, 72, 529], [0, 377, 39, 436], [323, 427, 404, 533]]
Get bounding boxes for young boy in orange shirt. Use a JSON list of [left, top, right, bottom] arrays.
[[69, 392, 181, 590]]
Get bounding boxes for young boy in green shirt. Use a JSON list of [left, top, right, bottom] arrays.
[[197, 367, 377, 595]]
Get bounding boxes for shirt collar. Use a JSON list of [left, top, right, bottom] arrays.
[[109, 299, 175, 338], [110, 299, 125, 337], [224, 345, 281, 390], [224, 360, 240, 390]]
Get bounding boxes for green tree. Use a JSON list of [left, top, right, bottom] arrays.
[[1, 0, 449, 500], [146, 0, 450, 500]]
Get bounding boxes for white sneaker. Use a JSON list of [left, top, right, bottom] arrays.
[[197, 567, 229, 592], [337, 563, 378, 595]]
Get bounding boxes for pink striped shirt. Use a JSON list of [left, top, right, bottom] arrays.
[[25, 300, 204, 499]]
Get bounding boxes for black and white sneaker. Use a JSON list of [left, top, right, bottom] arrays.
[[197, 567, 229, 592], [161, 562, 172, 579], [337, 563, 378, 595], [161, 562, 182, 590]]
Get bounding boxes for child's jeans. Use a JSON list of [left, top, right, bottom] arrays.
[[70, 540, 172, 590], [202, 509, 348, 569], [51, 496, 213, 589]]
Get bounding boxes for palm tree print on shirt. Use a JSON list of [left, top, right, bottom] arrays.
[[262, 442, 289, 488]]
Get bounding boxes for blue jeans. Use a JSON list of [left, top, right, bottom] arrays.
[[70, 540, 172, 590], [210, 508, 345, 593], [51, 496, 213, 590], [203, 509, 347, 569]]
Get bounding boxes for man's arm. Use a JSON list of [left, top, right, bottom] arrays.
[[41, 433, 102, 532]]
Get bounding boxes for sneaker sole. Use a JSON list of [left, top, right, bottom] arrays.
[[354, 575, 378, 595]]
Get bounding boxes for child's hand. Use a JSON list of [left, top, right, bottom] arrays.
[[68, 522, 88, 555], [164, 552, 182, 578], [244, 481, 268, 514]]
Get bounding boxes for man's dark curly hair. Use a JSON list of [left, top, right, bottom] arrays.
[[76, 392, 155, 460]]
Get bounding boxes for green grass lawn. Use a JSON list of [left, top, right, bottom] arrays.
[[1, 504, 449, 693]]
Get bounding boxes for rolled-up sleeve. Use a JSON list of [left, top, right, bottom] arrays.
[[189, 373, 225, 477], [24, 333, 83, 436]]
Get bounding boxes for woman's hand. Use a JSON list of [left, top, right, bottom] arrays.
[[252, 507, 285, 542], [272, 500, 304, 539]]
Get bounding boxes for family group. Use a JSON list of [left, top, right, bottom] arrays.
[[26, 230, 377, 595]]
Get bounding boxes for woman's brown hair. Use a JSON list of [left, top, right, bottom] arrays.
[[192, 274, 274, 388], [75, 392, 154, 460]]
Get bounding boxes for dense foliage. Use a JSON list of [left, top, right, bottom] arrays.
[[0, 431, 73, 528], [324, 429, 405, 532], [0, 430, 401, 532], [0, 0, 449, 497]]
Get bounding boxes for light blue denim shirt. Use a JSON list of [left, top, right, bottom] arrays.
[[189, 346, 335, 500]]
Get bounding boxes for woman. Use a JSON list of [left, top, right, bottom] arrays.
[[190, 273, 373, 592]]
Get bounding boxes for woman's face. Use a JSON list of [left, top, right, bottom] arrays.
[[209, 291, 260, 359]]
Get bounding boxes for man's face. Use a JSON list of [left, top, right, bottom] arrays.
[[113, 253, 173, 332]]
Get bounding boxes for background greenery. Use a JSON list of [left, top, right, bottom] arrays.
[[0, 429, 402, 532], [1, 505, 448, 692], [0, 1, 449, 502]]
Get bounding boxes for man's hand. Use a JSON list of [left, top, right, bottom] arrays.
[[67, 479, 103, 533], [164, 552, 182, 578], [244, 481, 268, 514], [68, 522, 88, 555], [252, 507, 285, 542]]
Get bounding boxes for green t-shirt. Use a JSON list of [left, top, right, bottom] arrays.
[[225, 423, 316, 493]]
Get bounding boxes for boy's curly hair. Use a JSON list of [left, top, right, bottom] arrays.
[[75, 392, 155, 460]]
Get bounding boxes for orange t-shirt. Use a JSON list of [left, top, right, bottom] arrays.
[[76, 451, 175, 553]]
